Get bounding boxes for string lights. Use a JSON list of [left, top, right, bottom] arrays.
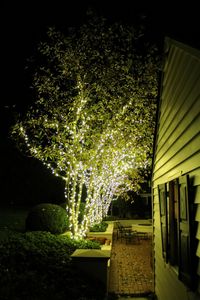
[[12, 23, 158, 239], [18, 114, 150, 239]]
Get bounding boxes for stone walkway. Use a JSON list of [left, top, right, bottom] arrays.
[[108, 230, 154, 298]]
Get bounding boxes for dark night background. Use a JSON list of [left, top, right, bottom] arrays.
[[1, 0, 200, 207]]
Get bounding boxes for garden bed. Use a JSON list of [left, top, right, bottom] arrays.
[[86, 222, 114, 251], [70, 223, 114, 295]]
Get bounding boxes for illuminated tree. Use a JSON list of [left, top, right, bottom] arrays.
[[12, 15, 160, 238]]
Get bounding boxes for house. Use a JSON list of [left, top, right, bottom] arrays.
[[152, 37, 200, 300]]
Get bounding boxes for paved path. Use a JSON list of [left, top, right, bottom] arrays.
[[108, 230, 154, 298]]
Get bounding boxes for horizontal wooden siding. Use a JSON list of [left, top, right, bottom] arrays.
[[152, 39, 200, 300]]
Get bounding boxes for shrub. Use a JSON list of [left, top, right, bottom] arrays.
[[86, 236, 107, 245], [89, 221, 108, 232], [26, 203, 69, 234], [0, 231, 103, 300]]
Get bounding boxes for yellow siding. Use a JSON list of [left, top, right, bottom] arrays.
[[153, 154, 200, 184], [156, 113, 200, 164], [155, 135, 200, 173], [152, 38, 200, 300], [196, 206, 200, 222], [159, 81, 200, 145], [194, 186, 200, 203], [190, 169, 200, 186], [197, 223, 200, 239]]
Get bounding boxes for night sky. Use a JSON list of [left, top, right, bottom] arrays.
[[3, 0, 200, 110], [1, 0, 200, 206]]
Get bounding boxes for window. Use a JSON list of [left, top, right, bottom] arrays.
[[158, 175, 196, 289]]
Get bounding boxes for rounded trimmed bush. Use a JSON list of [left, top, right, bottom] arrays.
[[26, 203, 69, 234]]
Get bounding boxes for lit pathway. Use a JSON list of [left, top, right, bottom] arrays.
[[108, 230, 154, 297]]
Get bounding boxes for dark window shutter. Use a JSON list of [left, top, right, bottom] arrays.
[[178, 175, 194, 288], [168, 180, 179, 265], [158, 183, 168, 262]]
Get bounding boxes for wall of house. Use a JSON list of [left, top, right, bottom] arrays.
[[152, 38, 200, 300]]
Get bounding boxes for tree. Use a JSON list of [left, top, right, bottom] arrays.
[[11, 14, 160, 238]]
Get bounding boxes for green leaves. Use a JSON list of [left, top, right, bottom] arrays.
[[11, 13, 160, 236], [0, 231, 102, 299]]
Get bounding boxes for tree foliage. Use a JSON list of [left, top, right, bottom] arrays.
[[12, 13, 160, 237]]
